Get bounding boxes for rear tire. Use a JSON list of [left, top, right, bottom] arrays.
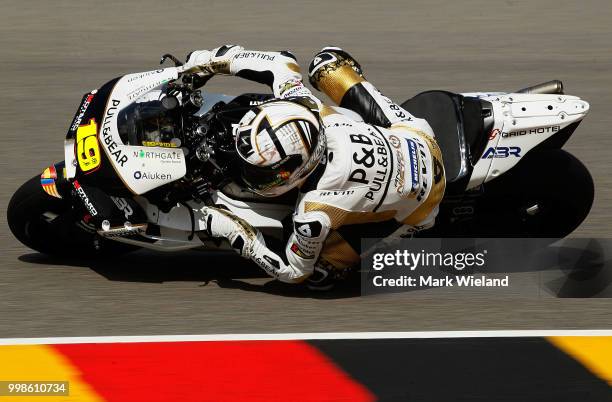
[[7, 175, 139, 256], [427, 150, 594, 237], [484, 149, 593, 237]]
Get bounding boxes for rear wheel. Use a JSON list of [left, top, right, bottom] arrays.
[[428, 150, 594, 237], [7, 175, 138, 256]]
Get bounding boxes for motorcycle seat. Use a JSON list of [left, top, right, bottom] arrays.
[[401, 91, 493, 194]]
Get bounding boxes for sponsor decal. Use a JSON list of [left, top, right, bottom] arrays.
[[40, 166, 61, 199], [280, 84, 311, 99], [488, 129, 500, 141], [126, 73, 172, 101], [76, 118, 101, 173], [73, 181, 98, 216], [379, 88, 412, 122], [346, 129, 391, 204], [294, 221, 322, 238], [389, 134, 410, 198], [254, 254, 282, 278], [263, 255, 280, 268], [126, 69, 164, 83], [290, 242, 314, 259], [389, 134, 428, 201], [133, 149, 182, 164], [405, 139, 420, 196], [101, 99, 128, 167], [501, 125, 560, 138], [278, 79, 304, 97], [142, 140, 179, 148], [388, 135, 401, 148], [133, 171, 173, 180], [482, 146, 522, 159], [69, 92, 95, 132], [319, 190, 355, 197], [413, 139, 430, 202], [294, 234, 321, 254], [41, 165, 57, 180], [393, 152, 406, 194], [385, 99, 412, 121], [40, 179, 58, 197], [235, 52, 275, 61], [329, 122, 354, 128], [110, 196, 133, 220], [310, 52, 335, 74]]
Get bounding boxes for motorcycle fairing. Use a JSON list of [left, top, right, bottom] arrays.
[[97, 68, 188, 195], [65, 68, 187, 195], [465, 93, 590, 189], [64, 79, 121, 185]]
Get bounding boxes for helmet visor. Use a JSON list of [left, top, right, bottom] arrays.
[[241, 154, 303, 194]]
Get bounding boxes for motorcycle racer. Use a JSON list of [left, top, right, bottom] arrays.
[[183, 45, 446, 289], [8, 42, 595, 267]]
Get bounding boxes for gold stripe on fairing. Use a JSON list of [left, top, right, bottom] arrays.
[[320, 230, 360, 269], [313, 62, 364, 105], [304, 201, 396, 229], [402, 134, 446, 226]]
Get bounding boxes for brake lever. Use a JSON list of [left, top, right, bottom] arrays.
[[160, 53, 184, 67]]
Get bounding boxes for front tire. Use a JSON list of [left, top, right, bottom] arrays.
[[7, 175, 138, 256]]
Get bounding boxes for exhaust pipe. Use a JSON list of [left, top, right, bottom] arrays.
[[517, 80, 564, 95]]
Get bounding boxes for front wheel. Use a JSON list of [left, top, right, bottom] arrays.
[[7, 174, 139, 256]]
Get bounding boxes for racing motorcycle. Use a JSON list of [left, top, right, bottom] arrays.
[[7, 55, 594, 256]]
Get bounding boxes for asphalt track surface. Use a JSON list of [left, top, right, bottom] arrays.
[[1, 0, 612, 338]]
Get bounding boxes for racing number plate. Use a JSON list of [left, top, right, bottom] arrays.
[[76, 118, 101, 172]]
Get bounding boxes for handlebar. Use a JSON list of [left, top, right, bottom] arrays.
[[160, 53, 183, 67]]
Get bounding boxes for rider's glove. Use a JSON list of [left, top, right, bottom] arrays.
[[183, 45, 244, 76], [201, 206, 260, 258]]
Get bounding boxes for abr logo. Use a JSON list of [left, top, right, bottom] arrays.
[[482, 146, 522, 159]]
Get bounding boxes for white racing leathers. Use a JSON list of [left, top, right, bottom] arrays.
[[199, 46, 445, 283], [185, 45, 319, 103]]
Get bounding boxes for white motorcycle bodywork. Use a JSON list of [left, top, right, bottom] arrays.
[[464, 92, 589, 189]]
